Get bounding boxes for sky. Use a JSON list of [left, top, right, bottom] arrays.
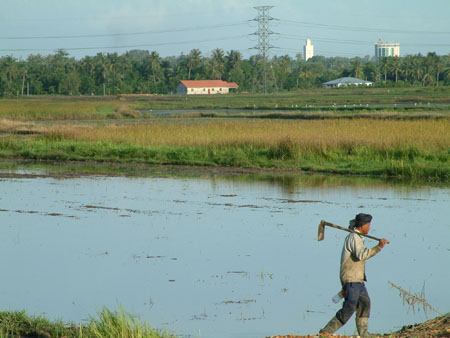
[[1, 0, 449, 60]]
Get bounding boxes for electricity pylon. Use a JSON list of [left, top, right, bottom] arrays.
[[251, 6, 277, 94]]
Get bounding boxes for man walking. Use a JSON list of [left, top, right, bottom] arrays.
[[319, 213, 389, 337]]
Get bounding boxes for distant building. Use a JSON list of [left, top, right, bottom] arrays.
[[176, 80, 239, 95], [323, 77, 373, 88], [375, 38, 400, 58], [304, 39, 314, 61]]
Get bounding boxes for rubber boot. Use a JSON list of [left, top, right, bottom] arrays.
[[356, 317, 377, 337], [319, 316, 343, 335]]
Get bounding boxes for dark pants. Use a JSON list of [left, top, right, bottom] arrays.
[[336, 282, 371, 324]]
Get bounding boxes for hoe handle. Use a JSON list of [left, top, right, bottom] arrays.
[[321, 220, 382, 241]]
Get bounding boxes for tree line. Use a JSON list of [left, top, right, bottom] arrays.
[[1, 49, 450, 96]]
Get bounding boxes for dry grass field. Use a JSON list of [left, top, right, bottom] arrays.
[[1, 92, 449, 180], [25, 118, 449, 152]]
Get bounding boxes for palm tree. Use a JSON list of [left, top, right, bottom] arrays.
[[210, 48, 225, 80], [4, 56, 18, 84], [175, 54, 188, 82], [298, 63, 314, 85], [80, 56, 96, 77], [17, 61, 28, 95], [116, 53, 133, 85], [149, 51, 161, 85], [390, 57, 402, 83], [226, 50, 242, 77], [26, 54, 46, 95], [2, 56, 20, 95], [435, 58, 444, 86], [431, 54, 444, 87], [422, 73, 433, 86], [278, 55, 292, 89], [412, 56, 424, 86], [279, 55, 291, 74], [225, 50, 243, 85], [294, 54, 305, 87], [443, 67, 450, 85], [61, 70, 80, 95], [350, 58, 363, 79], [95, 53, 112, 96], [443, 54, 450, 85], [378, 57, 389, 83], [187, 49, 202, 80], [423, 52, 438, 86], [363, 62, 377, 81], [400, 55, 414, 84]]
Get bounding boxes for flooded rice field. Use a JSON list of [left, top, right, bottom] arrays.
[[0, 168, 449, 338]]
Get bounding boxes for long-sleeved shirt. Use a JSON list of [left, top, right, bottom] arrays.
[[340, 230, 381, 286]]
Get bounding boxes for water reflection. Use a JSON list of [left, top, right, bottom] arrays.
[[2, 160, 445, 190], [0, 165, 448, 338]]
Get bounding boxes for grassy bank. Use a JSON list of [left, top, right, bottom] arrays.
[[0, 98, 141, 120], [1, 119, 449, 181], [130, 87, 450, 110], [1, 87, 450, 121], [0, 306, 175, 338]]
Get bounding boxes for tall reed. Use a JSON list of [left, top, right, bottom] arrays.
[[0, 306, 175, 338], [41, 119, 450, 153], [88, 306, 174, 338], [0, 99, 120, 120], [1, 118, 449, 180]]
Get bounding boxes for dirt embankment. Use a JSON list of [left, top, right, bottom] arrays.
[[266, 313, 450, 338]]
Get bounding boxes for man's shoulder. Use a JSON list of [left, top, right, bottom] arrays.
[[346, 231, 361, 239], [345, 231, 363, 245]]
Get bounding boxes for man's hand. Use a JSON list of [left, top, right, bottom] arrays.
[[378, 238, 390, 249]]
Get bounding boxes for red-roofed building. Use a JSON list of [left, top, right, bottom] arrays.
[[176, 80, 239, 95]]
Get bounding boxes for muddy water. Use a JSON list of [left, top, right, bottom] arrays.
[[0, 170, 449, 338]]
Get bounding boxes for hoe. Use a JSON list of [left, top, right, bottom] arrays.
[[318, 220, 382, 242]]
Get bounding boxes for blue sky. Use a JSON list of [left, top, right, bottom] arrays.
[[1, 0, 449, 60]]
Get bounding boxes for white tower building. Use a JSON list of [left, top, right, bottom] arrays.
[[375, 38, 400, 58], [304, 39, 314, 61]]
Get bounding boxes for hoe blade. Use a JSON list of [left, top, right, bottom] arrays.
[[318, 220, 325, 241]]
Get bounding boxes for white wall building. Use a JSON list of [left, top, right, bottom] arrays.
[[304, 39, 314, 61], [176, 80, 239, 95], [323, 77, 373, 88], [375, 38, 400, 58]]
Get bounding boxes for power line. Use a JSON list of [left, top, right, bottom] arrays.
[[280, 34, 450, 47], [279, 35, 373, 46], [1, 12, 448, 59], [273, 47, 367, 58], [0, 35, 248, 52], [314, 50, 368, 57], [0, 22, 248, 40], [281, 19, 450, 35], [11, 6, 252, 23]]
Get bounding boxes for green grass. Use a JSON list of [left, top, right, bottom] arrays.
[[129, 86, 450, 110], [0, 98, 142, 120], [1, 90, 450, 182], [0, 306, 175, 338], [1, 87, 450, 121], [88, 306, 174, 338], [1, 137, 449, 181]]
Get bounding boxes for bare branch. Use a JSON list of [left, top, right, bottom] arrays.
[[388, 281, 443, 316]]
